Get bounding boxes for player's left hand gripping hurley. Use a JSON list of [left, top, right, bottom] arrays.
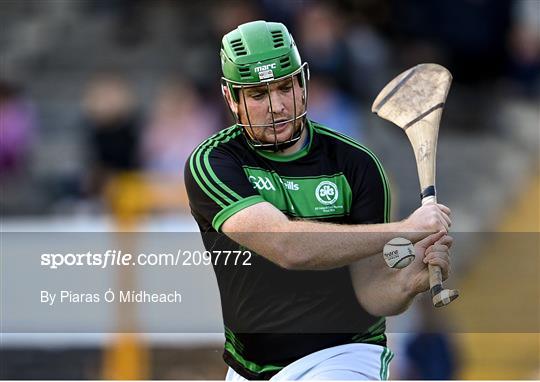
[[372, 63, 459, 307]]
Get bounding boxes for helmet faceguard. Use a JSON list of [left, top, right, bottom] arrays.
[[220, 21, 310, 152]]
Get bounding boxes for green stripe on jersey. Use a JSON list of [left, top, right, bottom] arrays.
[[189, 127, 242, 208], [224, 327, 245, 353], [212, 195, 266, 231], [312, 124, 392, 222], [379, 347, 394, 380], [224, 341, 283, 375], [352, 318, 386, 344], [201, 130, 243, 200]]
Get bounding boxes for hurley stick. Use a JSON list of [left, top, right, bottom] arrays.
[[372, 63, 459, 307]]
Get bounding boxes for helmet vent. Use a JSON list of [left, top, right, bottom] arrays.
[[238, 66, 251, 79], [271, 31, 285, 48], [280, 57, 291, 69], [230, 38, 247, 56]]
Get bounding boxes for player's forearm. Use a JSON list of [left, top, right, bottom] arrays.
[[351, 261, 417, 316], [275, 219, 412, 270], [222, 202, 433, 271], [363, 271, 416, 317]]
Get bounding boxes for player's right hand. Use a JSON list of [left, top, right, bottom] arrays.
[[403, 203, 451, 237], [402, 231, 453, 296]]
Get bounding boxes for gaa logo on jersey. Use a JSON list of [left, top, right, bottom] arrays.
[[249, 176, 276, 191], [315, 181, 339, 205]]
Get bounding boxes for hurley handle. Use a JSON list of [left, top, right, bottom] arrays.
[[421, 187, 459, 307]]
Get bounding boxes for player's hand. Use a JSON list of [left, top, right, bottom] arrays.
[[403, 203, 451, 239], [401, 231, 453, 296]]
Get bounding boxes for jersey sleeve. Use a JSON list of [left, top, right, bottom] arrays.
[[184, 145, 265, 232], [347, 149, 391, 224]]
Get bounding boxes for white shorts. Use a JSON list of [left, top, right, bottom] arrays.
[[225, 343, 394, 381]]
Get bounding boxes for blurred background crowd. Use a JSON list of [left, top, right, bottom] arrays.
[[1, 0, 538, 217], [1, 0, 538, 379]]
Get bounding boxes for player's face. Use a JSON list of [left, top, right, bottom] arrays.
[[236, 76, 306, 144]]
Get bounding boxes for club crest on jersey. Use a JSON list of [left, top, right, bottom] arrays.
[[315, 181, 339, 205], [249, 176, 275, 191], [254, 63, 276, 80]]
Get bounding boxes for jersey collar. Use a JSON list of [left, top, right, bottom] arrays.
[[249, 120, 314, 162]]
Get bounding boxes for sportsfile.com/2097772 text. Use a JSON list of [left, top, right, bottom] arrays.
[[40, 250, 253, 269]]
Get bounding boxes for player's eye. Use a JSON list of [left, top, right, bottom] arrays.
[[280, 84, 293, 92], [250, 92, 266, 100]]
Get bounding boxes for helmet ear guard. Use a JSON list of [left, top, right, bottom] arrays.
[[220, 80, 239, 109], [297, 64, 310, 88]]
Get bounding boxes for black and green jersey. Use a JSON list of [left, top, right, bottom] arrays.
[[185, 120, 391, 380]]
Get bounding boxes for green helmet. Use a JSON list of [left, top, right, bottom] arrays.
[[220, 20, 309, 151]]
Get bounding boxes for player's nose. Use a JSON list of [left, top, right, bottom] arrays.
[[268, 91, 286, 115]]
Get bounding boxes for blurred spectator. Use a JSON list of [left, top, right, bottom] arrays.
[[0, 80, 38, 177], [345, 20, 392, 101], [308, 76, 364, 141], [388, 0, 514, 133], [295, 3, 351, 94], [81, 73, 143, 199], [390, 0, 512, 84], [141, 78, 218, 178]]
